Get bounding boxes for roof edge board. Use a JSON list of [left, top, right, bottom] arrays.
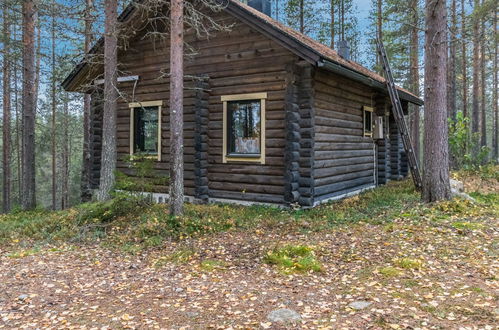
[[318, 59, 423, 106]]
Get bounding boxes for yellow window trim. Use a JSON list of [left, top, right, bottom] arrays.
[[129, 101, 162, 161], [221, 92, 268, 102], [363, 106, 374, 112], [222, 93, 267, 165]]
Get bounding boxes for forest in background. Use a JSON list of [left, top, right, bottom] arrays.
[[0, 0, 497, 211]]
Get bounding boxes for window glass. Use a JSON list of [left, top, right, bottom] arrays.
[[227, 100, 261, 155], [364, 109, 373, 135], [134, 106, 159, 154]]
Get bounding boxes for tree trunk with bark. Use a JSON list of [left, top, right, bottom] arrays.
[[169, 0, 185, 216], [448, 0, 457, 120], [51, 0, 57, 210], [299, 0, 304, 33], [21, 0, 37, 210], [479, 0, 486, 148], [330, 0, 335, 49], [97, 0, 118, 201], [471, 0, 480, 137], [461, 0, 468, 118], [81, 0, 93, 202], [62, 95, 70, 209], [493, 8, 498, 159], [376, 0, 382, 71], [409, 0, 420, 163], [423, 0, 451, 202], [3, 2, 12, 213]]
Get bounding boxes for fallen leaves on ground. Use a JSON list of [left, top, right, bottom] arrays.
[[0, 211, 497, 329]]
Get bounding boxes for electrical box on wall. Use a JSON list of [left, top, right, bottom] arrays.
[[373, 115, 384, 139]]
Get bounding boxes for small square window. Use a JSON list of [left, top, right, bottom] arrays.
[[363, 106, 374, 137], [129, 101, 162, 161], [222, 93, 267, 164], [227, 100, 261, 156], [134, 107, 159, 154]]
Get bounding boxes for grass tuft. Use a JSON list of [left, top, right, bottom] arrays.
[[379, 266, 402, 277], [199, 259, 227, 272], [264, 245, 322, 274], [393, 258, 424, 270]]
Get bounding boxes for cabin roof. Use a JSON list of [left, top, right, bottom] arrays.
[[62, 0, 423, 106]]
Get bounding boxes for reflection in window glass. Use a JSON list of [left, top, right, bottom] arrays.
[[134, 107, 159, 154], [227, 100, 261, 155], [364, 109, 373, 135]]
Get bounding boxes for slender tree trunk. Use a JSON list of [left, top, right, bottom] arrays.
[[21, 0, 37, 210], [493, 8, 498, 159], [62, 95, 70, 209], [479, 0, 486, 148], [13, 26, 21, 204], [3, 2, 12, 213], [330, 0, 335, 49], [170, 0, 184, 216], [471, 0, 480, 138], [51, 0, 57, 210], [299, 0, 304, 33], [423, 0, 451, 202], [34, 12, 41, 110], [461, 0, 468, 118], [376, 0, 382, 70], [447, 0, 457, 120], [97, 0, 118, 201], [409, 0, 420, 163], [81, 0, 94, 202]]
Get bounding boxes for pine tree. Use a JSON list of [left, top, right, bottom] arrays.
[[81, 0, 94, 202], [2, 0, 12, 213], [423, 0, 451, 202], [448, 0, 457, 120], [460, 0, 468, 118], [471, 0, 480, 138], [409, 0, 421, 163], [493, 6, 498, 159], [21, 0, 37, 210]]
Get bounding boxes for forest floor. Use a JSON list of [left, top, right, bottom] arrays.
[[0, 169, 498, 329]]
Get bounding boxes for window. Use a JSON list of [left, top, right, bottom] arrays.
[[222, 93, 267, 164], [129, 101, 162, 161], [363, 106, 374, 137]]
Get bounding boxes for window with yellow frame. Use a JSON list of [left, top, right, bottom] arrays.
[[221, 93, 267, 164], [129, 101, 162, 161]]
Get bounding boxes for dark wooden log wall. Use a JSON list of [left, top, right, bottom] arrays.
[[313, 69, 377, 203], [89, 88, 103, 189], [284, 63, 301, 205], [194, 77, 210, 201], [89, 11, 297, 204], [375, 96, 390, 185], [389, 113, 402, 180], [86, 9, 412, 205]]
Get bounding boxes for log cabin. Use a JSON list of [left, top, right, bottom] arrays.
[[62, 0, 423, 208]]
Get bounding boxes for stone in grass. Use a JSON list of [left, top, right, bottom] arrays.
[[349, 301, 372, 310], [267, 309, 302, 323]]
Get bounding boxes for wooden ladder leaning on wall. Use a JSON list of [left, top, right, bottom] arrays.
[[376, 37, 423, 191]]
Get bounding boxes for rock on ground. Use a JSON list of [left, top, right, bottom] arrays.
[[267, 308, 301, 323], [349, 301, 372, 310]]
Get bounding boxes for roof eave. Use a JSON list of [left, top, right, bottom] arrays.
[[318, 59, 423, 106]]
